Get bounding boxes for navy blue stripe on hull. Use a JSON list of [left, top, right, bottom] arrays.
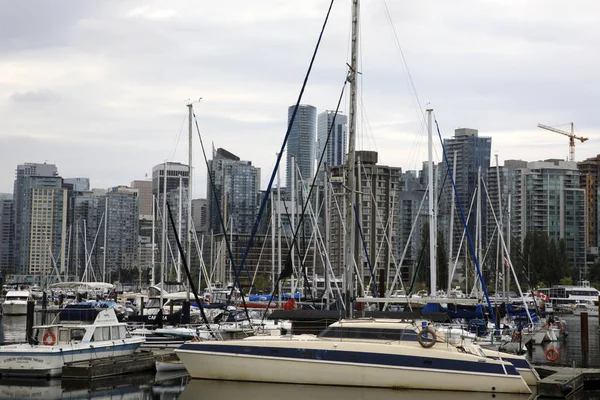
[[179, 343, 520, 377], [0, 342, 141, 358]]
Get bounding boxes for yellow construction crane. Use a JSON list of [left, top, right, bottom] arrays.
[[537, 122, 588, 162]]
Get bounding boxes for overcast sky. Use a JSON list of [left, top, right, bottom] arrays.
[[1, 0, 598, 198]]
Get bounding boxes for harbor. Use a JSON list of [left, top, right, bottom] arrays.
[[1, 310, 600, 398]]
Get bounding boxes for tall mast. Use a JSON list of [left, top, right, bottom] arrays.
[[427, 109, 436, 297], [103, 196, 108, 283], [344, 0, 359, 316], [151, 194, 155, 286], [187, 102, 193, 299]]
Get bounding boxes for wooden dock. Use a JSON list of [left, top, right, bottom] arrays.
[[62, 349, 179, 380], [536, 366, 600, 398]]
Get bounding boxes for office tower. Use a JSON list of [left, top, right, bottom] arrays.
[[438, 128, 491, 260], [286, 104, 316, 193], [0, 194, 14, 276], [151, 162, 190, 281], [192, 198, 209, 236], [329, 151, 401, 285], [98, 186, 139, 281], [316, 110, 347, 176], [13, 163, 59, 274], [64, 178, 90, 192], [577, 155, 600, 249], [152, 162, 189, 198], [207, 148, 260, 236], [131, 180, 153, 218]]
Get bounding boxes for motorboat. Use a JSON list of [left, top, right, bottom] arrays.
[[176, 318, 533, 394], [0, 306, 144, 377], [1, 290, 31, 315]]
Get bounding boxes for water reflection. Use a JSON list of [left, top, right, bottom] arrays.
[[179, 379, 535, 400], [0, 372, 189, 399]]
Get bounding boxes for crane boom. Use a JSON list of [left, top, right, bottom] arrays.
[[537, 122, 588, 162]]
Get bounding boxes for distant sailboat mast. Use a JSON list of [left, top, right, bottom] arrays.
[[344, 0, 359, 317]]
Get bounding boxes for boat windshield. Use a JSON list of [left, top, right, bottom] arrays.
[[318, 326, 419, 341]]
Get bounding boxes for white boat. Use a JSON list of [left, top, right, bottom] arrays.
[[0, 307, 144, 377], [176, 318, 533, 394], [1, 290, 30, 315]]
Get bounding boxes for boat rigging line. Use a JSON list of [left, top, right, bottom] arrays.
[[434, 116, 499, 329], [166, 201, 215, 337], [218, 0, 338, 309]]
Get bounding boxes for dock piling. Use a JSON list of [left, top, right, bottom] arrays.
[[581, 311, 589, 367], [25, 300, 35, 344]]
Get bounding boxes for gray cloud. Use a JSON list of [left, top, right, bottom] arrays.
[[0, 0, 598, 196]]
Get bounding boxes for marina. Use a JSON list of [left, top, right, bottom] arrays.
[[0, 0, 598, 398]]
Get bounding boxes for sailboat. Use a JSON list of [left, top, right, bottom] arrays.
[[175, 1, 534, 394]]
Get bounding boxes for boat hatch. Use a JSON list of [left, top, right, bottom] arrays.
[[318, 326, 420, 342]]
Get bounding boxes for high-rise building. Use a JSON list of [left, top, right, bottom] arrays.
[[0, 194, 14, 276], [151, 162, 190, 282], [98, 186, 139, 281], [64, 178, 90, 192], [207, 148, 260, 236], [70, 191, 102, 280], [192, 198, 209, 236], [508, 159, 586, 277], [316, 111, 347, 177], [20, 176, 67, 277], [13, 163, 58, 274], [286, 104, 316, 193], [397, 171, 426, 282], [438, 128, 491, 259], [131, 180, 153, 218], [577, 155, 600, 249], [329, 151, 401, 287]]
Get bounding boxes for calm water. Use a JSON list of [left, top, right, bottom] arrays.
[[1, 313, 599, 399]]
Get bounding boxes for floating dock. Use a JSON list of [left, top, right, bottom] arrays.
[[536, 366, 600, 398], [62, 349, 179, 380]]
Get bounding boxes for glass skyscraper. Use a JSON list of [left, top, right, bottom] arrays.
[[316, 110, 347, 178], [286, 104, 316, 194]]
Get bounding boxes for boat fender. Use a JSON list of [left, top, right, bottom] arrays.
[[546, 347, 560, 362], [417, 327, 436, 348], [43, 331, 56, 346]]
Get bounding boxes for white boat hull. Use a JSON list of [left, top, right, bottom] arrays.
[[176, 340, 531, 394], [2, 302, 27, 316], [0, 339, 144, 377]]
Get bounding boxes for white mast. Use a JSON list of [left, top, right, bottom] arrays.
[[187, 102, 194, 300], [177, 174, 183, 282], [151, 194, 156, 286], [345, 0, 359, 317], [427, 109, 436, 297], [103, 196, 108, 282], [161, 161, 168, 310], [447, 150, 457, 293], [291, 155, 296, 297]]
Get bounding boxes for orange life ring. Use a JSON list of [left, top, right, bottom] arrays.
[[190, 337, 202, 342], [546, 347, 560, 362], [43, 331, 56, 346]]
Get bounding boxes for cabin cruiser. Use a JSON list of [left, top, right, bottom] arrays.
[[176, 318, 533, 394], [1, 290, 31, 315], [0, 306, 144, 377]]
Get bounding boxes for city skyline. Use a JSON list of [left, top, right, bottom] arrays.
[[0, 1, 597, 199]]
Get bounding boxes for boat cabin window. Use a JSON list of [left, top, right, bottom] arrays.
[[120, 326, 130, 338], [112, 326, 120, 340], [318, 326, 418, 341], [92, 326, 111, 341], [59, 329, 69, 342], [71, 329, 85, 341]]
